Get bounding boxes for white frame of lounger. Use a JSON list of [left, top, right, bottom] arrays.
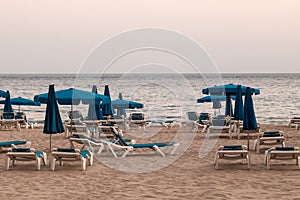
[[111, 127, 180, 157], [265, 147, 300, 169], [50, 148, 93, 171], [5, 148, 47, 171], [254, 131, 285, 153], [214, 145, 250, 169]]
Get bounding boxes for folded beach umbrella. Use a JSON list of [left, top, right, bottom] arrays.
[[0, 97, 40, 112], [43, 84, 64, 150], [225, 95, 233, 117], [233, 85, 244, 120], [87, 85, 103, 120], [3, 91, 13, 112], [243, 87, 258, 150], [102, 85, 114, 116]]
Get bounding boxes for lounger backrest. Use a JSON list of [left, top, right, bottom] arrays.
[[212, 119, 225, 126], [68, 111, 83, 120], [110, 127, 129, 146], [186, 112, 198, 121], [15, 112, 27, 121], [131, 113, 144, 120], [3, 112, 15, 119]]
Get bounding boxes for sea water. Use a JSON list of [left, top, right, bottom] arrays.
[[0, 73, 299, 125]]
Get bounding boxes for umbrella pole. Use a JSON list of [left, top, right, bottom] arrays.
[[50, 134, 52, 151], [70, 105, 73, 135], [19, 105, 20, 112], [247, 131, 250, 151]]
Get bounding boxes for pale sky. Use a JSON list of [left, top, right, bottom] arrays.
[[0, 0, 299, 73]]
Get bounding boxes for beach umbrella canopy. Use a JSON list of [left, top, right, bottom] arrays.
[[102, 85, 113, 116], [202, 83, 260, 96], [0, 90, 8, 98], [0, 97, 40, 112], [87, 85, 103, 120], [3, 91, 13, 112], [43, 84, 64, 150], [197, 95, 236, 103], [112, 93, 144, 117], [233, 85, 244, 120], [243, 87, 258, 150], [34, 88, 110, 105]]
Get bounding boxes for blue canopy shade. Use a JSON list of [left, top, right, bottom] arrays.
[[112, 99, 144, 109], [87, 85, 104, 120], [197, 95, 236, 103], [0, 97, 40, 106], [243, 87, 258, 131], [3, 91, 13, 112], [112, 93, 144, 118], [43, 85, 64, 150], [233, 85, 244, 120], [202, 83, 260, 96], [102, 85, 113, 116], [0, 96, 40, 112], [34, 88, 109, 105], [0, 90, 8, 98]]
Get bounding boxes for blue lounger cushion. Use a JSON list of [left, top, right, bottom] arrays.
[[275, 146, 295, 151], [0, 141, 27, 147], [35, 151, 44, 157], [57, 148, 76, 152], [80, 150, 91, 158], [12, 148, 31, 152], [223, 145, 243, 150], [130, 142, 177, 148], [263, 131, 280, 137]]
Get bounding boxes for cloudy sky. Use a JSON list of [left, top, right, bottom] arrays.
[[1, 0, 299, 73]]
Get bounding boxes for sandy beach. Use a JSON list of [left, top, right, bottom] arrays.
[[0, 123, 299, 199]]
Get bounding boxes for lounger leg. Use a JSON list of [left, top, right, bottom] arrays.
[[5, 156, 11, 170], [97, 144, 104, 154], [298, 156, 300, 169], [107, 144, 118, 158], [170, 143, 180, 156], [43, 153, 48, 166], [214, 154, 219, 169], [266, 154, 271, 169], [121, 147, 133, 158], [246, 154, 250, 169], [153, 145, 165, 157], [36, 158, 41, 171], [51, 157, 56, 171], [82, 158, 87, 171], [89, 153, 93, 166]]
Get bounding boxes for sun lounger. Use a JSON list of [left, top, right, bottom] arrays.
[[64, 119, 88, 138], [288, 117, 300, 130], [111, 127, 180, 157], [254, 131, 285, 153], [264, 146, 300, 169], [0, 140, 31, 152], [0, 112, 20, 131], [186, 112, 209, 132], [69, 133, 135, 158], [127, 112, 148, 131], [5, 148, 47, 170], [208, 118, 232, 138], [15, 112, 33, 129], [214, 145, 250, 169], [50, 148, 93, 171]]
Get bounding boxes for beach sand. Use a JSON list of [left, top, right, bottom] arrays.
[[0, 124, 299, 199]]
